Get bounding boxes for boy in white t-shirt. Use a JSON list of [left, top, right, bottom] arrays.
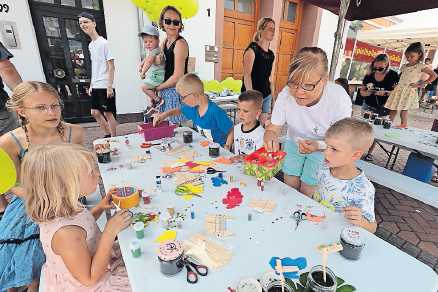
[[225, 90, 265, 155], [78, 12, 117, 138], [313, 118, 377, 233], [138, 23, 165, 117]]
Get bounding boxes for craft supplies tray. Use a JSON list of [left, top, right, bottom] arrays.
[[138, 121, 177, 141], [243, 147, 286, 181]]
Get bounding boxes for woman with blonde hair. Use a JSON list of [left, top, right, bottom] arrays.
[[0, 81, 84, 291], [242, 17, 276, 123], [22, 144, 132, 291], [264, 47, 352, 196]]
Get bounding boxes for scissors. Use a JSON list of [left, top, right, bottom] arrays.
[[292, 210, 307, 230], [111, 201, 133, 216], [175, 185, 203, 198], [184, 258, 208, 284], [206, 167, 225, 174]]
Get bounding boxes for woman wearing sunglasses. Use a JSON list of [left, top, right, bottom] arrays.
[[155, 5, 189, 125], [0, 81, 84, 292], [263, 47, 352, 197]]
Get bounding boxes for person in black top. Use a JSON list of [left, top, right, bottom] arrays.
[[360, 53, 399, 116], [242, 17, 275, 125], [425, 64, 438, 97], [155, 5, 189, 125], [359, 53, 399, 161], [0, 41, 22, 137]]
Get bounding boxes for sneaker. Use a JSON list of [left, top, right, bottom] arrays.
[[364, 154, 374, 161]]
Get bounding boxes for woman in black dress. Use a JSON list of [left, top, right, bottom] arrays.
[[242, 17, 275, 125], [360, 53, 399, 160]]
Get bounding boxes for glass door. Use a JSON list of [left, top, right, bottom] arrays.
[[29, 0, 106, 122]]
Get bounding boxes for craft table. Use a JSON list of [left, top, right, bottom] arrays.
[[94, 128, 438, 292], [370, 124, 438, 168]]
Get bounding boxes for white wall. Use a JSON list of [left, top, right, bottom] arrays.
[[183, 0, 216, 80], [102, 0, 144, 114], [0, 0, 46, 94], [141, 0, 217, 81], [316, 9, 347, 79]]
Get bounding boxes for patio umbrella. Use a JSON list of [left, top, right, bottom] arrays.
[[304, 0, 438, 79], [304, 0, 438, 21]]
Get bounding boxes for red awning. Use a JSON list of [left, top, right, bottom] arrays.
[[304, 0, 438, 20]]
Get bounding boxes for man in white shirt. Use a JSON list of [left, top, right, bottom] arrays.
[[78, 12, 117, 137]]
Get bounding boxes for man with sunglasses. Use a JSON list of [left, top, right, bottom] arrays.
[[78, 12, 117, 138]]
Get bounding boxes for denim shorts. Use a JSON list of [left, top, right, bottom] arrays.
[[262, 95, 272, 113], [282, 140, 324, 186]]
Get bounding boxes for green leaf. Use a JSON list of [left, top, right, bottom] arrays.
[[336, 276, 345, 287], [337, 284, 356, 292], [299, 272, 308, 287], [285, 278, 296, 290]]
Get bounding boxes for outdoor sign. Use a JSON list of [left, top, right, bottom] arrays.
[[345, 38, 402, 68]]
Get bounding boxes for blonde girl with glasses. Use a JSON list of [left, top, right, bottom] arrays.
[[264, 47, 352, 197], [0, 81, 84, 292], [22, 144, 132, 291]]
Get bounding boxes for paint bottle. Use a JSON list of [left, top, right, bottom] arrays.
[[248, 212, 252, 221], [190, 204, 195, 219], [155, 175, 162, 192], [130, 240, 142, 258], [133, 222, 145, 239]]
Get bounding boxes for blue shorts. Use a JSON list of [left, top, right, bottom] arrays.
[[262, 95, 272, 113], [282, 140, 324, 186]]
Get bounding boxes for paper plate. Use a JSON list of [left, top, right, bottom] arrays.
[[0, 148, 16, 194]]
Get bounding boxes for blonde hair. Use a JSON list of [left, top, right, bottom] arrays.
[[253, 17, 275, 42], [6, 81, 65, 137], [23, 144, 95, 222], [326, 118, 374, 152], [176, 73, 204, 95], [288, 47, 328, 84]]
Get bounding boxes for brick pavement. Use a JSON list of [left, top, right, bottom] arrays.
[[82, 106, 438, 274]]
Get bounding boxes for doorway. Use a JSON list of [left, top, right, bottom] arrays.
[[29, 0, 106, 123], [221, 0, 260, 80]]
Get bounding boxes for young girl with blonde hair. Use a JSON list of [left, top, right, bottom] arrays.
[[23, 143, 132, 291], [0, 81, 84, 292]]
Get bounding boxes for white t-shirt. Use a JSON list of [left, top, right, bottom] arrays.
[[89, 36, 114, 89], [271, 82, 352, 140], [314, 163, 376, 222], [233, 121, 265, 155]]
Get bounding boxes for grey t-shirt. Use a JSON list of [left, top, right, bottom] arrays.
[[0, 41, 13, 111]]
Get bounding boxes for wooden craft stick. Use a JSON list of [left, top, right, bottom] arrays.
[[317, 243, 342, 283]]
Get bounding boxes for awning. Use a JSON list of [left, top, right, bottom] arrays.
[[304, 0, 438, 20]]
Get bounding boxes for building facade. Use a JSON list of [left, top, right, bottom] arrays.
[[0, 0, 339, 122]]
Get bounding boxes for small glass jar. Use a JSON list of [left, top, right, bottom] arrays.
[[305, 265, 337, 292], [183, 131, 193, 143], [340, 226, 365, 260], [374, 117, 383, 125], [363, 112, 371, 119], [209, 143, 220, 158], [383, 119, 392, 129]]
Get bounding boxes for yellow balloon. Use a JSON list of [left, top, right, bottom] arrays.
[[0, 148, 16, 194], [131, 0, 147, 10], [147, 0, 198, 21]]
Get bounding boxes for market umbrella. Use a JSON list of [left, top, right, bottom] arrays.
[[304, 0, 438, 21]]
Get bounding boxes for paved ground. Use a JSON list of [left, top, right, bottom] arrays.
[[82, 105, 438, 274]]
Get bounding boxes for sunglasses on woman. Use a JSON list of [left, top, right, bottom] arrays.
[[164, 18, 181, 26]]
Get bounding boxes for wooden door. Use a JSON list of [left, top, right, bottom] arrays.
[[274, 0, 303, 95], [221, 0, 259, 80]]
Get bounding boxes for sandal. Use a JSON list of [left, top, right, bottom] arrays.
[[364, 154, 374, 161]]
